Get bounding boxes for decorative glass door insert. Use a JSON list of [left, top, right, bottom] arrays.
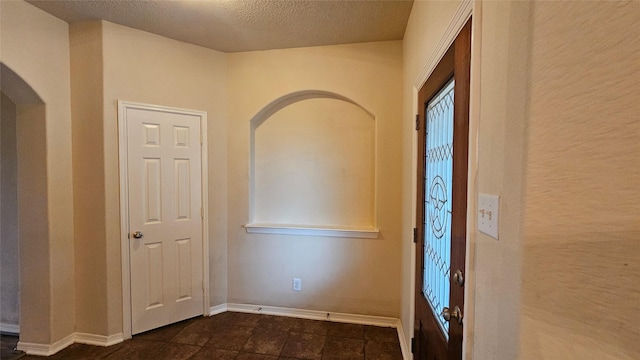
[[423, 78, 455, 339]]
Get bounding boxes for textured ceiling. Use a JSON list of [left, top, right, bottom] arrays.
[[27, 0, 414, 53]]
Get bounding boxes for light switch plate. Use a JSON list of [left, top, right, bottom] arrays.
[[292, 278, 302, 292], [478, 194, 499, 239]]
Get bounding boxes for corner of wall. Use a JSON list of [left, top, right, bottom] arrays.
[[70, 19, 110, 337]]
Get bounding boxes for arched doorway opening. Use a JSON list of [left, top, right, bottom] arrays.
[[0, 63, 49, 355]]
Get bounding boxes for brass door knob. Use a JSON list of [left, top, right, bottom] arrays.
[[442, 306, 463, 325]]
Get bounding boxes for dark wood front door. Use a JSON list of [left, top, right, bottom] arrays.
[[414, 19, 471, 360]]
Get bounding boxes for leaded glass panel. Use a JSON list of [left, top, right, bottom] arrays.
[[422, 78, 454, 339]]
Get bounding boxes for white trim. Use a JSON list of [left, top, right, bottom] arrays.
[[396, 320, 411, 360], [0, 323, 19, 334], [17, 332, 74, 356], [16, 332, 124, 356], [413, 0, 474, 89], [209, 303, 228, 315], [226, 303, 398, 328], [244, 223, 379, 239], [118, 101, 132, 340], [118, 101, 210, 340], [409, 76, 418, 359], [75, 332, 124, 347], [200, 107, 211, 320]]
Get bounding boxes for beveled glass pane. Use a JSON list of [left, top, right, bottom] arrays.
[[422, 78, 454, 339]]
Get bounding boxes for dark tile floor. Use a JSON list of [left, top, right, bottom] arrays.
[[2, 312, 403, 360], [1, 332, 25, 360]]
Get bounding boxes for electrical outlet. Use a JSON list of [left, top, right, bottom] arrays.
[[292, 278, 302, 292]]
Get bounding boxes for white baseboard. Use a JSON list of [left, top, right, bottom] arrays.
[[226, 303, 398, 327], [396, 320, 412, 360], [17, 332, 75, 356], [16, 331, 124, 355], [75, 332, 124, 347], [0, 322, 19, 334], [214, 302, 397, 328], [209, 303, 228, 315]]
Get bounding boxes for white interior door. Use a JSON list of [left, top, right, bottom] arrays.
[[125, 105, 204, 335]]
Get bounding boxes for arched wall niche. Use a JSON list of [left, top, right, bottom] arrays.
[[246, 90, 379, 238], [0, 62, 51, 344]]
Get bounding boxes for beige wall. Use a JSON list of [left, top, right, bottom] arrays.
[[70, 20, 108, 337], [473, 2, 531, 358], [71, 20, 229, 336], [520, 1, 640, 359], [253, 98, 375, 227], [0, 0, 74, 344], [227, 41, 403, 316], [1, 92, 19, 328], [9, 1, 637, 356], [404, 1, 639, 359], [16, 103, 51, 343], [102, 20, 229, 326]]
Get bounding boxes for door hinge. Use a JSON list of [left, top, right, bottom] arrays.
[[200, 132, 203, 145], [201, 207, 204, 218], [411, 337, 416, 353], [413, 228, 417, 243], [415, 114, 420, 131]]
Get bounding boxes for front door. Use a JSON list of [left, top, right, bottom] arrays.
[[415, 19, 471, 360], [123, 103, 205, 335]]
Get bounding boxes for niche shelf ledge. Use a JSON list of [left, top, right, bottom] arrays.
[[244, 223, 379, 239]]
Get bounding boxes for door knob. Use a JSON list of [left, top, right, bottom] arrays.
[[442, 306, 463, 325], [132, 231, 143, 239]]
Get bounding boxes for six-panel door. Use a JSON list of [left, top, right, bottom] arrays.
[[126, 107, 204, 335]]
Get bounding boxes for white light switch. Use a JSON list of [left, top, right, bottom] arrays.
[[478, 194, 499, 239]]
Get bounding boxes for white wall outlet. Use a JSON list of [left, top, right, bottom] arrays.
[[478, 194, 499, 239], [292, 277, 302, 292]]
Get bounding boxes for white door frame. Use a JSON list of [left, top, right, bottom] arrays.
[[118, 100, 210, 340]]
